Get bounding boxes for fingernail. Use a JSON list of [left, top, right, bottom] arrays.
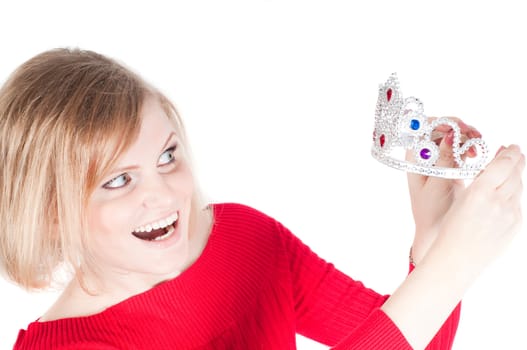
[[495, 146, 505, 157]]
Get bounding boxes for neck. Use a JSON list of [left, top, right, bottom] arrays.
[[77, 207, 213, 303]]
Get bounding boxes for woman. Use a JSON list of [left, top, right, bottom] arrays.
[[0, 48, 523, 349]]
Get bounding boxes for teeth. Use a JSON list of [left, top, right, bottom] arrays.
[[133, 212, 179, 233], [154, 225, 175, 241]]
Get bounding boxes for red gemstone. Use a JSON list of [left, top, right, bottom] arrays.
[[380, 134, 385, 147], [386, 88, 392, 102]]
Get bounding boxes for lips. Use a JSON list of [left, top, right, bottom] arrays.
[[132, 212, 178, 241], [132, 225, 173, 241]]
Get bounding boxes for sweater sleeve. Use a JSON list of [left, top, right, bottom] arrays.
[[275, 219, 460, 349]]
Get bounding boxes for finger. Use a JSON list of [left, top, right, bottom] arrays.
[[435, 129, 456, 168], [408, 116, 482, 188], [434, 116, 472, 135], [438, 118, 483, 158], [477, 145, 523, 189], [430, 131, 477, 160], [507, 184, 523, 208], [426, 129, 465, 190], [503, 193, 523, 231], [406, 149, 427, 189], [431, 117, 481, 158], [466, 126, 482, 158], [467, 125, 482, 139], [496, 153, 525, 199]]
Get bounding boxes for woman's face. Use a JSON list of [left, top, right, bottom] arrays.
[[86, 96, 195, 286]]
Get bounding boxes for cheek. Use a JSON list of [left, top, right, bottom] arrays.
[[87, 199, 133, 237], [171, 165, 195, 198]]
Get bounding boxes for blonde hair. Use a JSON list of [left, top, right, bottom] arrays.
[[0, 48, 208, 290]]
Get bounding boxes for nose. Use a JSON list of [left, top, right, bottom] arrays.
[[139, 173, 176, 209]]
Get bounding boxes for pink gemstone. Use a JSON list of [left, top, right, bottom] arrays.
[[386, 88, 393, 102], [380, 134, 385, 147]]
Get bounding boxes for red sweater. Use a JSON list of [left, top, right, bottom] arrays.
[[14, 203, 460, 349]]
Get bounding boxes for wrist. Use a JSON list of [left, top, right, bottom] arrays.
[[411, 228, 439, 265]]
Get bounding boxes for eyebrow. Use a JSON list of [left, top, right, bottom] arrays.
[[160, 132, 178, 154], [110, 132, 178, 174]]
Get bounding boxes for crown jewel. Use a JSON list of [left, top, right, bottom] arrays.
[[371, 73, 489, 179]]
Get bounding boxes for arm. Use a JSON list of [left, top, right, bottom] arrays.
[[406, 117, 479, 266], [409, 263, 461, 350], [329, 264, 462, 350], [382, 144, 524, 349], [279, 221, 460, 349], [292, 130, 522, 349], [290, 121, 476, 349]]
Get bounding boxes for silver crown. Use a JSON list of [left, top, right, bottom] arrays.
[[371, 73, 488, 179]]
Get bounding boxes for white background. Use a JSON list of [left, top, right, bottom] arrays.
[[1, 1, 526, 349]]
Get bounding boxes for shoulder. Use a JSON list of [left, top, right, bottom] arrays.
[[207, 202, 312, 264], [210, 202, 280, 231], [209, 203, 328, 268], [210, 202, 273, 219], [208, 202, 288, 255]]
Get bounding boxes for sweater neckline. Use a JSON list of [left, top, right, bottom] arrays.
[[35, 204, 221, 325]]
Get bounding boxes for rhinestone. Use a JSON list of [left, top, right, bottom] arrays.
[[410, 119, 420, 130], [420, 148, 431, 160], [399, 133, 415, 148], [371, 75, 488, 180]]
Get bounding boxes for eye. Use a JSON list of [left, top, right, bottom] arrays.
[[159, 146, 177, 166], [103, 173, 132, 189]]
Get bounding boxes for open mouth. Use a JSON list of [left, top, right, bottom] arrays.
[[131, 212, 179, 241]]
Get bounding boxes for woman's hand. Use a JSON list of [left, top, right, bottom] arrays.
[[382, 144, 524, 350], [406, 117, 481, 264], [436, 144, 524, 269]]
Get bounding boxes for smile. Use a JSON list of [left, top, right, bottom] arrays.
[[131, 212, 179, 241]]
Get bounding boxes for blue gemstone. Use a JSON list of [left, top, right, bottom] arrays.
[[410, 119, 420, 130]]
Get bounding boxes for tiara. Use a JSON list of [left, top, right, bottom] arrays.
[[371, 73, 489, 179]]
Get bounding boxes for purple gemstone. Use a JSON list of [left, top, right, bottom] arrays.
[[420, 148, 431, 160]]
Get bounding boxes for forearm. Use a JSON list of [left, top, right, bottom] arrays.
[[381, 241, 477, 350], [411, 229, 437, 265], [409, 257, 461, 350]]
